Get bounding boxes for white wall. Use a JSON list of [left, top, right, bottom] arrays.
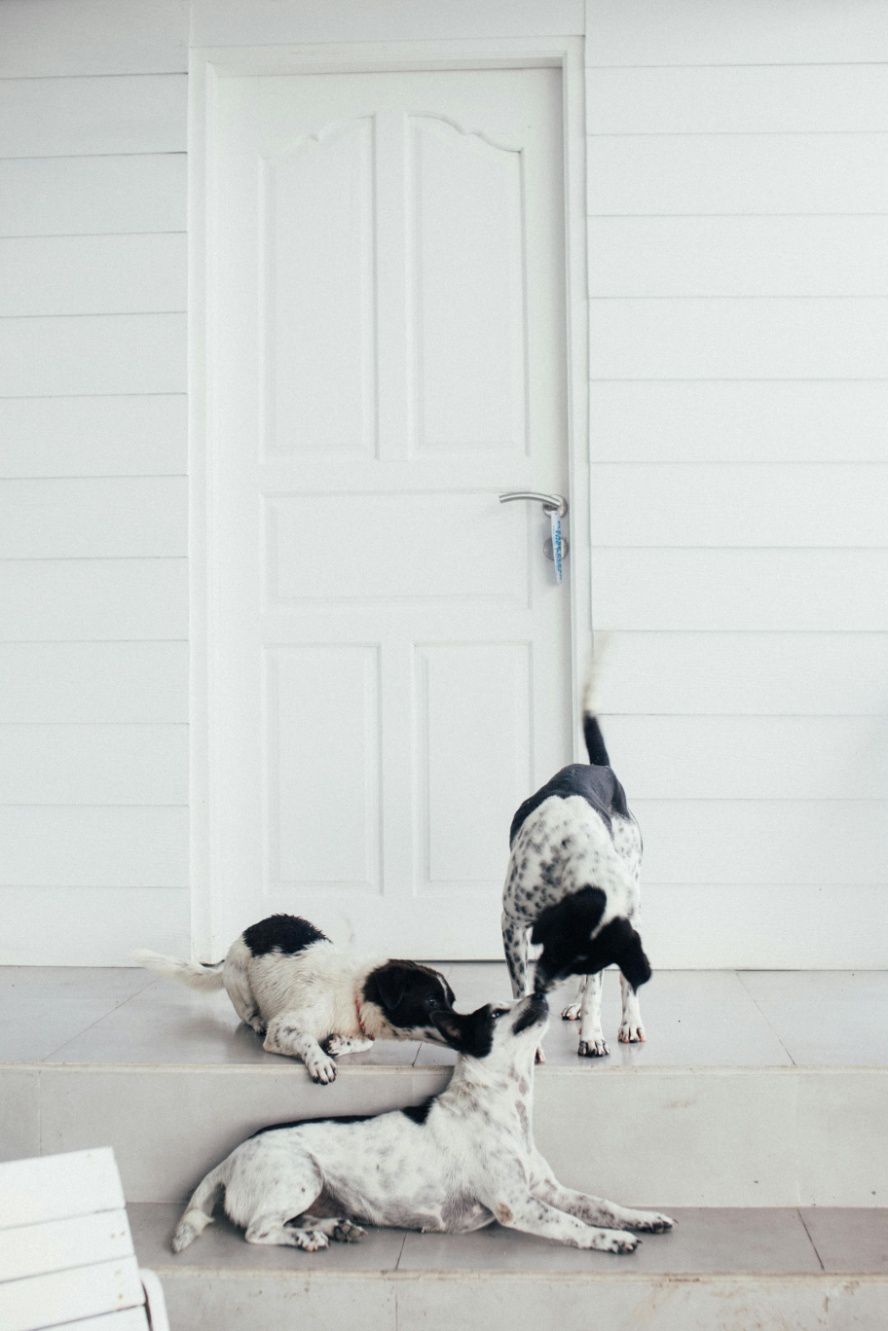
[[585, 0, 888, 965], [1, 0, 885, 965], [0, 0, 191, 962]]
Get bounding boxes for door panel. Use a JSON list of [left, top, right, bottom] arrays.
[[208, 67, 571, 955]]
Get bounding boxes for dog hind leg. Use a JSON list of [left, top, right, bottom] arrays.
[[263, 1013, 337, 1082], [577, 971, 608, 1057], [501, 912, 529, 999], [561, 975, 588, 1021], [618, 971, 645, 1043]]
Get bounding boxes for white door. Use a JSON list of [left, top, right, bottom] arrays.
[[205, 66, 573, 957]]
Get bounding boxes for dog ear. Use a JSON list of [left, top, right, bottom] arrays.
[[364, 963, 408, 1014], [617, 927, 652, 992], [531, 885, 606, 946], [429, 1009, 468, 1050]]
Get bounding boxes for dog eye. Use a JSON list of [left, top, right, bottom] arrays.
[[491, 1007, 509, 1019]]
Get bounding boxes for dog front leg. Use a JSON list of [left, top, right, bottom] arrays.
[[577, 970, 607, 1057], [492, 1193, 640, 1253], [619, 972, 645, 1043], [530, 1164, 672, 1235], [263, 1013, 337, 1083]]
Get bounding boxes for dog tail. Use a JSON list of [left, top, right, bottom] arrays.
[[132, 948, 225, 992], [581, 639, 611, 768], [171, 1162, 228, 1252]]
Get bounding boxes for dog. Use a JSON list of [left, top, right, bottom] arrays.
[[134, 913, 456, 1084], [501, 679, 650, 1058], [170, 992, 673, 1255]]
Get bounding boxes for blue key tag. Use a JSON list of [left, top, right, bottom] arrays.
[[550, 509, 563, 584]]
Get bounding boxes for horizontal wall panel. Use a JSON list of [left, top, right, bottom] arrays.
[[594, 632, 888, 717], [607, 716, 888, 800], [0, 0, 187, 77], [0, 807, 188, 887], [635, 799, 887, 886], [0, 887, 189, 964], [588, 217, 888, 299], [0, 643, 188, 722], [590, 464, 888, 548], [587, 66, 888, 135], [591, 549, 888, 632], [0, 76, 187, 158], [0, 235, 186, 317], [589, 298, 888, 380], [0, 154, 186, 238], [0, 559, 187, 640], [0, 725, 187, 805], [587, 133, 888, 216], [0, 395, 186, 478], [586, 0, 888, 66], [588, 382, 888, 463], [643, 885, 888, 970], [192, 0, 584, 45], [0, 313, 186, 396], [0, 478, 186, 558]]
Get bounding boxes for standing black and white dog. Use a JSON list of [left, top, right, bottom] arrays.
[[501, 683, 651, 1058], [134, 914, 456, 1084], [171, 993, 673, 1255]]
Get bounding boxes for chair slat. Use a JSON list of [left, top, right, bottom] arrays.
[[0, 1210, 134, 1283], [0, 1150, 124, 1229], [0, 1255, 145, 1331]]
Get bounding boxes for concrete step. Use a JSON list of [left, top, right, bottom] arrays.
[[3, 966, 887, 1210], [129, 1203, 888, 1331]]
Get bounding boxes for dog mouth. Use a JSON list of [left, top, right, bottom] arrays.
[[512, 992, 549, 1035]]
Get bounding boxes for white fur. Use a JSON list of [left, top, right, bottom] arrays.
[[171, 996, 673, 1255], [135, 932, 451, 1084]]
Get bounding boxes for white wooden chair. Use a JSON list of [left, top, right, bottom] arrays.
[[0, 1148, 170, 1331]]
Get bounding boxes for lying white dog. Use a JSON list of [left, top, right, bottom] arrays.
[[134, 913, 455, 1084], [171, 993, 673, 1255]]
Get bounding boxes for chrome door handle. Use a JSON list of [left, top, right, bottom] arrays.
[[498, 490, 568, 517]]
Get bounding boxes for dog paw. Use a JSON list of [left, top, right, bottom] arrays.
[[628, 1211, 674, 1234], [308, 1055, 337, 1084], [588, 1229, 640, 1254], [332, 1220, 367, 1244], [618, 1022, 646, 1044], [577, 1038, 609, 1058], [295, 1230, 330, 1252], [324, 1034, 374, 1057], [561, 1003, 581, 1021]]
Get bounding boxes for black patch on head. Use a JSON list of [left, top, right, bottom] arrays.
[[362, 960, 455, 1029], [250, 1113, 372, 1139], [531, 889, 651, 993], [509, 764, 629, 845], [430, 1005, 496, 1059], [401, 1097, 435, 1125], [242, 914, 329, 958]]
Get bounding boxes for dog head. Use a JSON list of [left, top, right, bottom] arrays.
[[362, 960, 457, 1042], [429, 993, 550, 1068], [530, 886, 652, 994]]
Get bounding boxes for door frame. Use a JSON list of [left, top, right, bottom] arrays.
[[188, 36, 591, 959]]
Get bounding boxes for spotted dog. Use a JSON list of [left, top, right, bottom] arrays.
[[501, 685, 651, 1058], [134, 913, 456, 1084], [170, 993, 673, 1255]]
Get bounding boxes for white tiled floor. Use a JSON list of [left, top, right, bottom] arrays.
[[129, 1202, 888, 1276], [2, 964, 886, 1069]]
